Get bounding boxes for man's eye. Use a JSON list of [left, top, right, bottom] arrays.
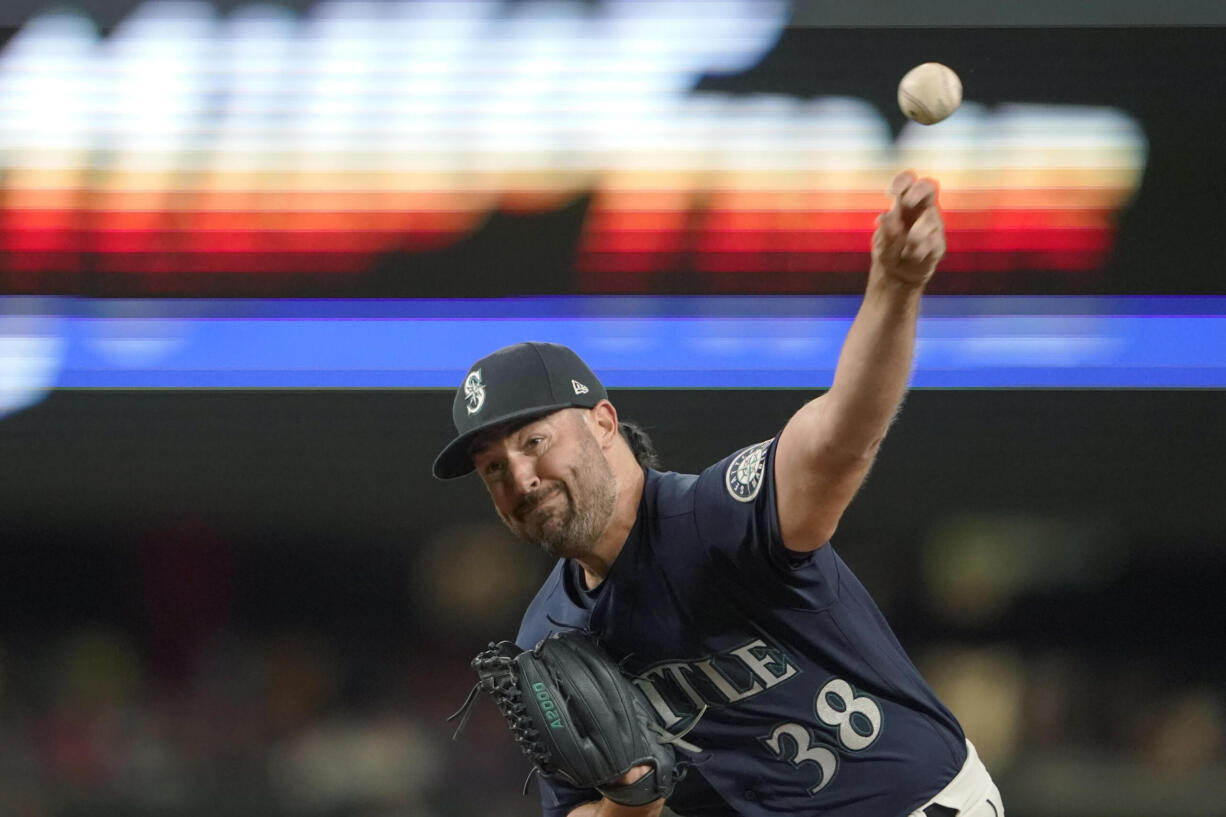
[[525, 436, 544, 449]]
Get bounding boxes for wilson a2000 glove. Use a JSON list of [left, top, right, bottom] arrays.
[[451, 631, 682, 807]]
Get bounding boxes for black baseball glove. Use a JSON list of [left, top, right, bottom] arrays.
[[450, 632, 681, 807]]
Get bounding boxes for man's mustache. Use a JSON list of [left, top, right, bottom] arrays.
[[515, 484, 563, 520]]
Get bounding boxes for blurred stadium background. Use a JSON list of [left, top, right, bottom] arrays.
[[1, 1, 1225, 816]]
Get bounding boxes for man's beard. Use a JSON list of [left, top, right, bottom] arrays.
[[507, 436, 617, 560]]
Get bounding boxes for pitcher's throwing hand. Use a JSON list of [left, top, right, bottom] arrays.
[[873, 170, 946, 287]]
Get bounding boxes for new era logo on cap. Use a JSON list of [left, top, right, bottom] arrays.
[[571, 379, 589, 395]]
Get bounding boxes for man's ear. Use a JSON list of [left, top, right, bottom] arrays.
[[587, 400, 620, 448]]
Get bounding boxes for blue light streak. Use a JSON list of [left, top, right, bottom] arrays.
[[9, 296, 1226, 390]]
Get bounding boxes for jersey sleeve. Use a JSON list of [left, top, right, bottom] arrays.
[[691, 436, 839, 608]]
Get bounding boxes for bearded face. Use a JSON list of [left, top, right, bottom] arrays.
[[473, 409, 619, 560], [501, 420, 617, 559]]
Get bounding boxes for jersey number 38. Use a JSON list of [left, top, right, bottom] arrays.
[[760, 677, 883, 795]]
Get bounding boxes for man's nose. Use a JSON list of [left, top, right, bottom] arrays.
[[508, 455, 540, 494]]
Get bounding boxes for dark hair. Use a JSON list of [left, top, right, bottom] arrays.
[[618, 420, 660, 470]]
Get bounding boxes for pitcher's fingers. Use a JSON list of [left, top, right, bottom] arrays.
[[901, 209, 945, 260], [873, 209, 906, 257], [899, 178, 939, 221], [904, 208, 944, 249], [889, 170, 917, 199]]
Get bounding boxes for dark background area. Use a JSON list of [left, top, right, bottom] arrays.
[[2, 388, 1225, 816], [3, 388, 1225, 542]]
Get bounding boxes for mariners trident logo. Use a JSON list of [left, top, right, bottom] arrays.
[[726, 439, 773, 502], [463, 369, 486, 415]]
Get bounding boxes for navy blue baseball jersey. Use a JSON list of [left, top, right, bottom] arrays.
[[516, 438, 967, 817]]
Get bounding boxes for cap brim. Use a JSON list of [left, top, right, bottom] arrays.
[[431, 404, 572, 480]]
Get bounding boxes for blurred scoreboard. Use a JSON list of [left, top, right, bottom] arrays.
[[1, 0, 1194, 297], [1, 1, 1225, 412]]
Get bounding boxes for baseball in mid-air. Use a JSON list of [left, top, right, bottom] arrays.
[[897, 62, 962, 125]]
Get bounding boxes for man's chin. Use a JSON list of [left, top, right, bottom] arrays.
[[543, 543, 589, 561], [536, 531, 590, 561], [510, 523, 568, 556]]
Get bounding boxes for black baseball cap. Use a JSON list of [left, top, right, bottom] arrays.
[[432, 342, 607, 479]]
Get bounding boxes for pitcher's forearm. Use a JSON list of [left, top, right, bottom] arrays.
[[822, 272, 925, 459]]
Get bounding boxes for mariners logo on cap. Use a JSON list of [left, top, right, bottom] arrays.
[[726, 439, 772, 502], [463, 369, 486, 415]]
